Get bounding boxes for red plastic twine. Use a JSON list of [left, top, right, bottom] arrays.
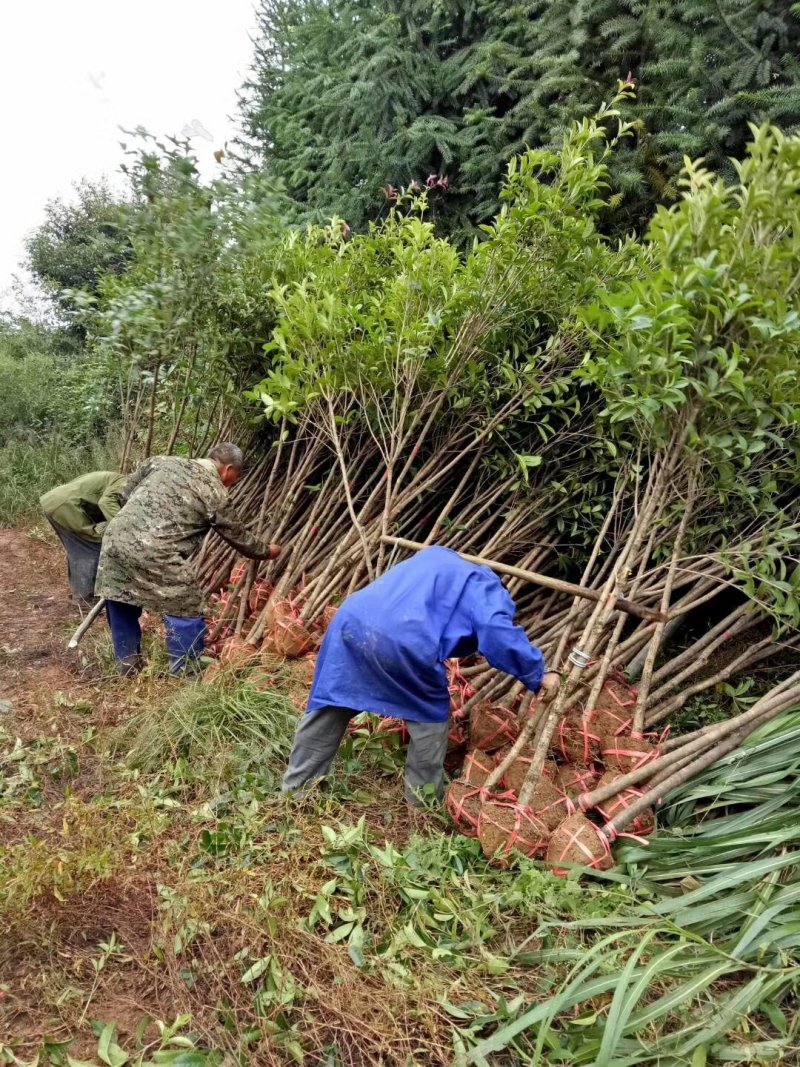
[[560, 766, 598, 793], [540, 791, 576, 820], [558, 715, 603, 763], [551, 822, 612, 876], [481, 802, 548, 858], [448, 721, 468, 748], [473, 706, 519, 750], [447, 662, 476, 718], [463, 750, 495, 782], [596, 787, 655, 835], [445, 788, 483, 833], [600, 825, 650, 848], [601, 740, 660, 771]]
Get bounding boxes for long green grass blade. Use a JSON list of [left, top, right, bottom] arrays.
[[596, 934, 681, 1066]]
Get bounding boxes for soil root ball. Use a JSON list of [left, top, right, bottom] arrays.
[[248, 579, 274, 614], [445, 781, 484, 836], [470, 703, 519, 753], [589, 705, 632, 739], [594, 771, 656, 835], [263, 601, 316, 659], [477, 799, 549, 865], [499, 751, 560, 793], [601, 734, 660, 774], [557, 763, 600, 796], [502, 753, 533, 794], [219, 636, 261, 669], [230, 561, 248, 586], [547, 813, 614, 876], [462, 749, 497, 787], [527, 774, 574, 830], [553, 712, 603, 763]]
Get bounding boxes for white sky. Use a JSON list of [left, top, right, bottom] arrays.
[[0, 0, 259, 309]]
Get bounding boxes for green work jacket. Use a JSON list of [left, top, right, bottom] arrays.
[[40, 471, 128, 542]]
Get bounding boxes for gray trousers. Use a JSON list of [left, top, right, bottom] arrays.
[[47, 518, 101, 605], [282, 706, 449, 806]]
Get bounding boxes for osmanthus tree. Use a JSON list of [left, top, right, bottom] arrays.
[[210, 93, 648, 637], [572, 122, 800, 731]]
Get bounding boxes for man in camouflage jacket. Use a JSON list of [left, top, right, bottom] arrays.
[[96, 442, 279, 674]]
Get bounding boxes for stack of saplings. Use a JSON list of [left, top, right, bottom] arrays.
[[197, 106, 800, 859]]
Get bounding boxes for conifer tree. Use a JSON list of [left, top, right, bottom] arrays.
[[238, 0, 800, 236]]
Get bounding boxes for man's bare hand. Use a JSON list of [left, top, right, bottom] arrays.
[[538, 671, 561, 703], [269, 542, 282, 560]]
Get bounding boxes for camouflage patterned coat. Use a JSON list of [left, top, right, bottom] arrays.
[[96, 457, 270, 616]]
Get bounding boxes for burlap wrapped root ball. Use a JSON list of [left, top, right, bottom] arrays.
[[445, 780, 484, 836], [589, 704, 632, 740], [495, 740, 555, 788], [546, 813, 614, 875], [218, 635, 261, 669], [501, 751, 534, 794], [469, 703, 519, 753], [601, 734, 660, 774], [588, 678, 636, 738], [248, 578, 274, 614], [527, 774, 574, 831], [593, 770, 655, 835], [553, 712, 603, 764], [477, 799, 549, 865]]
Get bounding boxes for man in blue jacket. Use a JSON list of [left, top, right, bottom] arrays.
[[282, 545, 559, 805]]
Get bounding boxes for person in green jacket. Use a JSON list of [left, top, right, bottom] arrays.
[[40, 471, 128, 605]]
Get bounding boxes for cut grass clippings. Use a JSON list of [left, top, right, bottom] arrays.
[[115, 675, 300, 784]]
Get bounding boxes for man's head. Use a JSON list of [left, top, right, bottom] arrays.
[[209, 442, 244, 488]]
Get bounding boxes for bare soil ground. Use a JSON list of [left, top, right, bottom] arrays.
[[0, 528, 170, 1054], [0, 526, 79, 725]]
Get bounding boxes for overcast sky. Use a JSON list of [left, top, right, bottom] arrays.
[[0, 0, 259, 309]]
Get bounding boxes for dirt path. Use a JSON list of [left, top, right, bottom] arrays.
[[0, 527, 173, 1052], [0, 527, 82, 728]]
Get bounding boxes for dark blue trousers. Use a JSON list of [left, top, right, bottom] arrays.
[[105, 600, 205, 675]]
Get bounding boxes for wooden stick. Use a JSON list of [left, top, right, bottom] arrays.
[[381, 536, 664, 622], [67, 599, 106, 650]]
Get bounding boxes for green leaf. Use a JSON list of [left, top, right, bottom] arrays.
[[241, 958, 271, 984], [595, 930, 666, 1065], [761, 1001, 788, 1035], [97, 1025, 128, 1067]]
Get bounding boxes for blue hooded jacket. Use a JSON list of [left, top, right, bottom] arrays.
[[307, 545, 545, 723]]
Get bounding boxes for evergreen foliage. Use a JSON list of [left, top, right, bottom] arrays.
[[238, 0, 800, 236]]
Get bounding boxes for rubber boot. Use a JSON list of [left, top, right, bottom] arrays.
[[116, 653, 143, 678]]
